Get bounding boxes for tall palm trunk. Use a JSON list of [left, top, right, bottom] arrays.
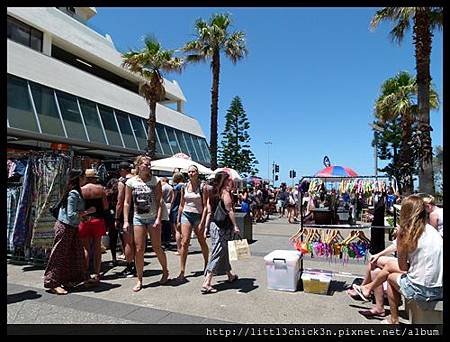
[[147, 99, 157, 159], [210, 50, 220, 170], [414, 8, 435, 194], [399, 112, 414, 195]]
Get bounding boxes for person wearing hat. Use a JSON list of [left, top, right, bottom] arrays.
[[115, 161, 136, 278], [44, 169, 95, 295], [79, 168, 109, 284]]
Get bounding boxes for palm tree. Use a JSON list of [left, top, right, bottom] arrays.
[[370, 7, 443, 194], [374, 71, 439, 195], [183, 13, 248, 170], [122, 36, 183, 158]]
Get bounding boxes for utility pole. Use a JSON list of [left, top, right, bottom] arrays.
[[264, 141, 272, 183]]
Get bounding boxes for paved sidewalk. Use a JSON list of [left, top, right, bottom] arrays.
[[7, 217, 402, 325]]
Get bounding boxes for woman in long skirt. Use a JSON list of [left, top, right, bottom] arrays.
[[201, 171, 241, 294], [44, 169, 95, 294]]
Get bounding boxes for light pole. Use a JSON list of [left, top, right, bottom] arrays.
[[370, 123, 384, 180], [264, 141, 272, 183]]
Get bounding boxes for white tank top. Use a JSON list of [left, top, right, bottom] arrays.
[[407, 224, 443, 288], [183, 181, 203, 214]]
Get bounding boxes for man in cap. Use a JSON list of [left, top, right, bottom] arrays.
[[115, 162, 136, 277]]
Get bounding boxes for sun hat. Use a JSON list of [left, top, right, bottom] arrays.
[[85, 168, 99, 178]]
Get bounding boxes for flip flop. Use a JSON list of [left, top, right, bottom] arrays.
[[352, 284, 370, 302], [201, 286, 218, 294], [50, 287, 68, 295], [226, 275, 238, 283], [358, 309, 386, 318], [159, 272, 169, 284]]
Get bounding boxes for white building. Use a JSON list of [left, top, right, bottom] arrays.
[[7, 7, 211, 166]]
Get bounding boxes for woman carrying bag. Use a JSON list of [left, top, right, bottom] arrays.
[[43, 169, 96, 295], [201, 171, 240, 294]]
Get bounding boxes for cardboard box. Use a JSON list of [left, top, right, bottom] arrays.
[[264, 250, 302, 292], [301, 269, 332, 295]]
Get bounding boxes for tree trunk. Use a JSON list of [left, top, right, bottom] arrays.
[[414, 9, 435, 194], [147, 98, 157, 159], [399, 111, 414, 195], [210, 50, 220, 170]]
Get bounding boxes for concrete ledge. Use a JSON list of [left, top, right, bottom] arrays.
[[405, 299, 443, 324]]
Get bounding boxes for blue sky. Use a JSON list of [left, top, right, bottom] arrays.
[[90, 7, 443, 185]]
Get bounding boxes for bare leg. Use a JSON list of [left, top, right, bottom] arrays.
[[360, 260, 402, 297], [178, 222, 192, 279], [386, 273, 402, 324], [122, 229, 135, 264], [149, 224, 169, 283], [371, 268, 386, 314], [92, 237, 102, 280], [175, 223, 182, 254], [132, 225, 147, 291], [80, 238, 91, 276], [194, 225, 209, 270]]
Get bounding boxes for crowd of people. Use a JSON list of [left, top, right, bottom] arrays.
[[43, 155, 241, 295], [43, 156, 443, 325]]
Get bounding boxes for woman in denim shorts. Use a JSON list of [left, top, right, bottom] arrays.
[[176, 165, 208, 281], [123, 155, 169, 292], [352, 195, 443, 324]]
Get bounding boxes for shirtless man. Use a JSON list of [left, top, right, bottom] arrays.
[[79, 169, 108, 283]]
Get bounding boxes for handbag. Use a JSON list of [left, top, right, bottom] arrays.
[[228, 236, 251, 261], [49, 197, 64, 220], [213, 200, 231, 230]]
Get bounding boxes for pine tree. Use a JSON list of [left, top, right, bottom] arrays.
[[218, 96, 258, 176]]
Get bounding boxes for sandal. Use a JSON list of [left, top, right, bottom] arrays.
[[352, 284, 370, 302], [226, 274, 238, 283], [160, 271, 169, 284], [50, 287, 68, 295], [201, 286, 218, 294], [132, 283, 143, 292], [358, 309, 386, 318]]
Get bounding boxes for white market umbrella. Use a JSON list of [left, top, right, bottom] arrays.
[[213, 167, 242, 181], [151, 155, 213, 175]]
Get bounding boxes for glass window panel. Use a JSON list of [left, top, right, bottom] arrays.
[[165, 127, 181, 154], [199, 138, 211, 162], [156, 124, 172, 155], [115, 111, 137, 149], [29, 82, 65, 136], [30, 29, 43, 52], [183, 133, 199, 161], [78, 99, 106, 144], [98, 105, 123, 146], [175, 129, 189, 155], [55, 91, 88, 141], [7, 75, 39, 132], [143, 120, 163, 154], [7, 17, 31, 47], [130, 116, 147, 151], [192, 136, 206, 162]]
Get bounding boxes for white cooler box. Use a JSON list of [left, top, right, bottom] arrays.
[[264, 250, 302, 292]]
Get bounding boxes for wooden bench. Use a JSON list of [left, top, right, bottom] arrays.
[[404, 299, 443, 324]]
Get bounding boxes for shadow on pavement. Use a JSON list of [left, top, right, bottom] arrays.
[[7, 290, 42, 304], [215, 277, 258, 294], [71, 281, 121, 294], [21, 265, 46, 272], [328, 280, 347, 295]]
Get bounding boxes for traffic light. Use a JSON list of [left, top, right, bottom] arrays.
[[275, 175, 279, 181], [293, 170, 296, 178], [275, 164, 279, 173]]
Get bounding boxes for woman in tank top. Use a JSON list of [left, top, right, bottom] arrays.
[[352, 195, 443, 324], [123, 155, 168, 292], [176, 165, 208, 281]]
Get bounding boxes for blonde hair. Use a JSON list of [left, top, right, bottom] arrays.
[[134, 155, 151, 168], [418, 193, 436, 206], [398, 195, 427, 252]]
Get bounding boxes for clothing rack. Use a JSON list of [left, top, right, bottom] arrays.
[[295, 175, 397, 274]]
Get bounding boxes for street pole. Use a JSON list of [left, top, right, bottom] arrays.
[[272, 161, 275, 186], [374, 132, 378, 180], [264, 141, 272, 183]]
